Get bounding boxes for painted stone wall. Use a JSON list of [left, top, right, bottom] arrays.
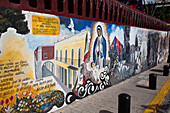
[[0, 7, 169, 112]]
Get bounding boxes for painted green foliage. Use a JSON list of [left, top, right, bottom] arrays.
[[0, 7, 29, 37]]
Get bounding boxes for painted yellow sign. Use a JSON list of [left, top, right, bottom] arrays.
[[32, 15, 60, 35]]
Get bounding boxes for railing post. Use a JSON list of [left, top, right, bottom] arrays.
[[52, 0, 58, 13], [130, 11, 134, 25], [89, 0, 93, 18], [135, 12, 137, 26], [127, 9, 130, 25], [63, 0, 68, 13], [124, 8, 127, 24], [102, 0, 105, 20], [138, 14, 141, 27], [82, 0, 86, 17], [96, 0, 100, 19], [37, 0, 44, 10], [120, 6, 124, 24], [112, 2, 115, 23], [74, 0, 78, 15], [116, 3, 120, 23], [107, 0, 110, 22]]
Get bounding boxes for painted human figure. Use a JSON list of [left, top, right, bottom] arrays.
[[93, 25, 107, 68], [91, 62, 99, 82]]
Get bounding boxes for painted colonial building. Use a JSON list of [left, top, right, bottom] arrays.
[[54, 30, 88, 89], [34, 46, 55, 79]]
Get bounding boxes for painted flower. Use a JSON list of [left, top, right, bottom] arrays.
[[5, 99, 9, 104], [0, 100, 4, 105], [9, 96, 13, 101]]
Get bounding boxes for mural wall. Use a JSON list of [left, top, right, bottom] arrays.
[[0, 7, 169, 112]]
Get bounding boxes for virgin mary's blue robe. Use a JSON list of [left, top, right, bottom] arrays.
[[93, 35, 107, 67]]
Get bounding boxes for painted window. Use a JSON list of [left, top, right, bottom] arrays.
[[68, 69, 72, 89], [59, 66, 61, 81], [43, 53, 48, 58], [65, 69, 67, 86], [73, 71, 76, 85], [38, 48, 41, 61], [78, 48, 81, 67], [65, 49, 67, 63], [71, 49, 74, 65], [60, 50, 62, 61], [56, 65, 58, 78], [62, 67, 64, 83], [56, 50, 58, 60]]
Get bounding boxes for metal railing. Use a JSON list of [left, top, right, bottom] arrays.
[[56, 57, 81, 67], [0, 0, 168, 31]]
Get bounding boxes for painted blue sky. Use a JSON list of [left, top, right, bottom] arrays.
[[26, 14, 124, 51], [59, 16, 115, 34], [59, 16, 94, 31], [59, 16, 125, 46]]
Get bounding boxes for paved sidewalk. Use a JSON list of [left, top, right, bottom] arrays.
[[52, 62, 170, 113]]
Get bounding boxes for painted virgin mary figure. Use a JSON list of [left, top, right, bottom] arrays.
[[93, 25, 107, 68]]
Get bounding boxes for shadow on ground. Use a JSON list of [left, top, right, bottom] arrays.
[[150, 69, 163, 73], [99, 110, 113, 113], [157, 103, 170, 113], [136, 85, 150, 89]]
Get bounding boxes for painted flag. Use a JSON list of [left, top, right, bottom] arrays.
[[116, 38, 119, 56], [83, 51, 89, 84], [110, 36, 123, 59]]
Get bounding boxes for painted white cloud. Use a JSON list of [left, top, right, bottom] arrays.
[[22, 11, 81, 50], [58, 24, 79, 41], [129, 27, 137, 45], [110, 25, 124, 46]]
